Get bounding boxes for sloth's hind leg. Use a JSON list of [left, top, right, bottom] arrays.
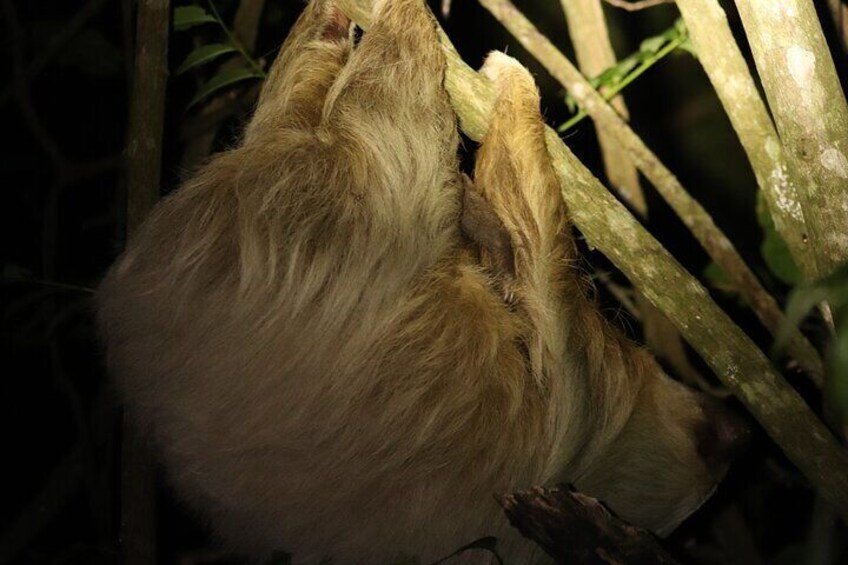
[[244, 0, 352, 140]]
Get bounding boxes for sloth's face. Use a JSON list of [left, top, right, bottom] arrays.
[[574, 374, 748, 534]]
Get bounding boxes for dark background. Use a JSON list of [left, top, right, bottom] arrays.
[[2, 0, 846, 563]]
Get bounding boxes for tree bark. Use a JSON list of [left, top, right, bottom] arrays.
[[560, 0, 645, 215], [734, 0, 848, 277], [122, 0, 170, 563], [498, 485, 679, 564], [478, 0, 824, 383], [676, 0, 820, 280]]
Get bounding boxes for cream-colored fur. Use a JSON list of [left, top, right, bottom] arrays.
[[97, 0, 735, 562]]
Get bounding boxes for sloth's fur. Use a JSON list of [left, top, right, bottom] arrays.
[[97, 0, 740, 562]]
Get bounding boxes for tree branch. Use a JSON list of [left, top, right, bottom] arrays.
[[559, 0, 707, 393], [675, 0, 820, 281], [122, 0, 171, 563], [825, 0, 848, 53], [733, 0, 848, 277], [497, 485, 680, 564], [233, 0, 267, 51], [561, 0, 645, 214], [126, 0, 169, 233]]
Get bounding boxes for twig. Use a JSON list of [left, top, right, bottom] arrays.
[[560, 0, 645, 214], [603, 0, 674, 11], [122, 0, 171, 563], [3, 0, 66, 167], [477, 0, 825, 384], [0, 0, 113, 107], [338, 0, 848, 520], [559, 31, 685, 133], [206, 0, 265, 76], [497, 485, 680, 564], [0, 446, 85, 564], [826, 0, 848, 53]]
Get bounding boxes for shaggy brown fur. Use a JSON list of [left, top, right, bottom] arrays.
[[97, 0, 745, 562]]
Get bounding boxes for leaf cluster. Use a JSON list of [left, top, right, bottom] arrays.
[[173, 3, 266, 108]]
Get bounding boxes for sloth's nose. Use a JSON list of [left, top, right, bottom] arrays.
[[694, 396, 750, 468]]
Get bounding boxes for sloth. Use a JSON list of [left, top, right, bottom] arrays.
[[97, 0, 747, 562]]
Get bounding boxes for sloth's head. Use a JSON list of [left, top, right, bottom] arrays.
[[573, 367, 749, 535]]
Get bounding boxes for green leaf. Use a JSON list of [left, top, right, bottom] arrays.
[[188, 65, 264, 108], [594, 60, 630, 88], [828, 312, 848, 429], [775, 263, 848, 428], [756, 192, 802, 285], [775, 263, 848, 353], [174, 5, 217, 31], [175, 43, 238, 75], [558, 19, 694, 133], [614, 55, 641, 77], [703, 262, 735, 294], [762, 230, 802, 285]]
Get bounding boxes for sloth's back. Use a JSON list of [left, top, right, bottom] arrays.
[[97, 163, 559, 562]]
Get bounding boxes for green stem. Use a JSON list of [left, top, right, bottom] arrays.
[[2, 278, 95, 294], [206, 0, 266, 77], [559, 33, 685, 133]]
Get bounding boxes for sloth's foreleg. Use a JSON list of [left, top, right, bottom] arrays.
[[316, 0, 461, 245], [473, 53, 576, 291], [467, 53, 584, 375]]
